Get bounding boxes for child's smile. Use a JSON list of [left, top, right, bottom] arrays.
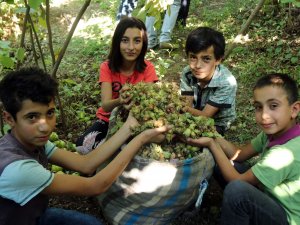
[[253, 86, 297, 138], [120, 27, 143, 63]]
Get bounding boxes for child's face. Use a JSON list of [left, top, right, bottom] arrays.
[[120, 27, 143, 64], [253, 86, 299, 138], [188, 46, 221, 84], [5, 99, 56, 151]]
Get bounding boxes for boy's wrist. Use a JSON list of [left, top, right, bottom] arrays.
[[133, 132, 147, 146], [208, 138, 218, 150]]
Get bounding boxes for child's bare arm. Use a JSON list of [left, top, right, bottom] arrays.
[[187, 137, 259, 185], [49, 113, 138, 174], [43, 123, 171, 196], [184, 104, 219, 118], [101, 82, 121, 112], [101, 82, 132, 112], [214, 137, 258, 162]]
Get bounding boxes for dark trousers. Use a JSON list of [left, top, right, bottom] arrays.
[[75, 120, 109, 155], [177, 0, 191, 26]]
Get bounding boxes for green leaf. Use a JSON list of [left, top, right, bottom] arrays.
[[0, 40, 11, 49], [0, 55, 14, 68], [291, 57, 298, 64], [136, 6, 147, 20], [28, 0, 43, 10], [277, 40, 284, 46], [63, 79, 77, 85], [16, 48, 25, 61], [0, 124, 11, 137], [275, 47, 282, 54], [285, 53, 292, 59], [39, 17, 47, 28], [15, 7, 29, 14], [4, 0, 15, 4]]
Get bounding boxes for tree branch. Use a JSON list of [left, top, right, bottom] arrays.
[[29, 26, 39, 66], [51, 0, 91, 79], [27, 11, 47, 71], [45, 0, 55, 66], [50, 0, 91, 131], [224, 0, 266, 59], [20, 5, 30, 48]]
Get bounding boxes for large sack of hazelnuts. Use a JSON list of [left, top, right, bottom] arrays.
[[97, 83, 218, 225]]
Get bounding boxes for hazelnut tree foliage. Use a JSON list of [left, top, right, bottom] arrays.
[[109, 82, 221, 162]]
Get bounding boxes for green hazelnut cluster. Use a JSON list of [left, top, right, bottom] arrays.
[[49, 132, 80, 175], [111, 82, 221, 161]]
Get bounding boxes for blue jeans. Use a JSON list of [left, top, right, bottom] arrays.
[[221, 180, 289, 225], [145, 0, 181, 47], [37, 207, 103, 225]]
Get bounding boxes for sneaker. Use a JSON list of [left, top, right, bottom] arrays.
[[159, 42, 179, 50], [147, 43, 159, 51]]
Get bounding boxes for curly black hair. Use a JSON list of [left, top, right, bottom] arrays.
[[0, 67, 58, 120]]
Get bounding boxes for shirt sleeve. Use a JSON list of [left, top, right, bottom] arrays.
[[45, 140, 57, 158], [0, 160, 54, 206], [180, 66, 193, 96], [252, 145, 293, 189], [143, 61, 159, 82], [251, 132, 267, 153], [99, 61, 112, 83], [208, 77, 237, 108]]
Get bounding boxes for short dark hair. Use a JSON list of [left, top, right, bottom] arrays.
[[253, 73, 299, 104], [108, 17, 148, 73], [0, 67, 58, 120], [185, 27, 225, 60]]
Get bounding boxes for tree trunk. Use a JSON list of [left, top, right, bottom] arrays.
[[51, 0, 91, 79], [224, 0, 266, 59], [45, 0, 55, 66], [50, 0, 91, 131]]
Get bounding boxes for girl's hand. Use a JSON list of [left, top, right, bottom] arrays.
[[119, 86, 132, 105]]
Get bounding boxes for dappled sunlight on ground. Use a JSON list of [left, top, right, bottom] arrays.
[[70, 16, 114, 39], [50, 1, 115, 41], [51, 0, 73, 8], [233, 34, 252, 44]]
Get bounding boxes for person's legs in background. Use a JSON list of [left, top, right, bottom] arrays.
[[159, 0, 181, 49], [116, 0, 138, 21], [176, 0, 191, 27], [145, 15, 159, 49]]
